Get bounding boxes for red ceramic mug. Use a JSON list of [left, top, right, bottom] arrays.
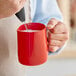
[[17, 23, 48, 66]]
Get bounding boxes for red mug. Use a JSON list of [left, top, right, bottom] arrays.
[[17, 23, 48, 66]]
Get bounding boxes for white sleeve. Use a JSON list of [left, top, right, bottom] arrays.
[[30, 0, 63, 25]]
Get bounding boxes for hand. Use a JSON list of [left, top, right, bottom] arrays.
[[47, 18, 69, 52], [0, 0, 26, 19]]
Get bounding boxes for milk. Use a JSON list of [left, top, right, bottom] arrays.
[[23, 24, 39, 32], [20, 30, 39, 32]]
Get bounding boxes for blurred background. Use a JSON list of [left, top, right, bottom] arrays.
[[25, 0, 76, 76]]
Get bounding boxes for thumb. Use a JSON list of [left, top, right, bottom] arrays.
[[47, 18, 59, 29]]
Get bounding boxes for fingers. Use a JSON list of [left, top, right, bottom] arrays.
[[47, 18, 59, 29], [47, 42, 59, 52], [48, 46, 59, 52], [51, 22, 68, 34], [47, 19, 68, 34], [48, 39, 65, 52], [48, 32, 69, 41], [47, 18, 69, 52], [48, 40, 65, 47], [47, 31, 69, 52]]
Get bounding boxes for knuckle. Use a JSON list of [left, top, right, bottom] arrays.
[[63, 34, 69, 41], [58, 22, 64, 25], [65, 35, 69, 40], [48, 18, 56, 23], [59, 42, 65, 47]]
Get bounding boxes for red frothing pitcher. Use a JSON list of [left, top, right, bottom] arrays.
[[17, 23, 48, 66]]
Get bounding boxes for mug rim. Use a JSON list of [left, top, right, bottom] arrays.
[[17, 22, 46, 32]]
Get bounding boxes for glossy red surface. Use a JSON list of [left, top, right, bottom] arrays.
[[17, 23, 48, 66]]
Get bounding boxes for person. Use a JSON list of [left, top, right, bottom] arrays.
[[30, 0, 69, 54], [0, 0, 69, 76]]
